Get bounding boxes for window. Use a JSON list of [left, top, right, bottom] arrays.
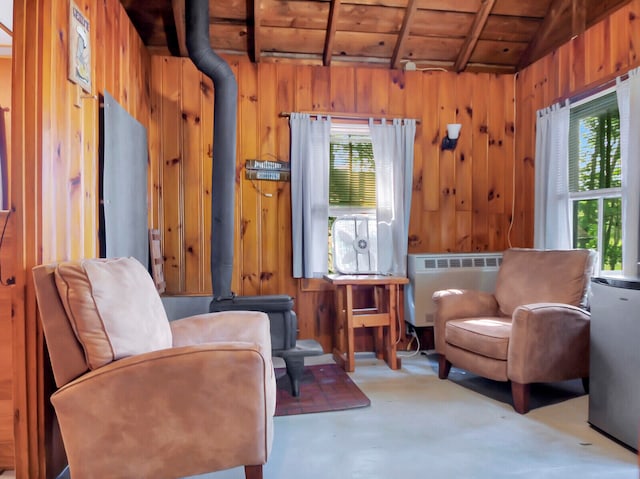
[[568, 91, 622, 272], [329, 125, 376, 214], [290, 114, 415, 279], [328, 124, 376, 272]]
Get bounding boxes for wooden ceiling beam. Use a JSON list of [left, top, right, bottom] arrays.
[[171, 0, 188, 57], [323, 0, 342, 66], [453, 0, 496, 73], [252, 0, 263, 63], [390, 0, 419, 70], [517, 0, 578, 70], [572, 0, 587, 39]]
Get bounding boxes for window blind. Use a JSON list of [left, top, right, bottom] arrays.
[[329, 133, 376, 207]]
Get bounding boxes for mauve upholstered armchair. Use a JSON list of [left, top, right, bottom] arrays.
[[433, 248, 596, 414], [32, 257, 275, 479]]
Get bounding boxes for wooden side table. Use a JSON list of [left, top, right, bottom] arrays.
[[324, 274, 409, 372]]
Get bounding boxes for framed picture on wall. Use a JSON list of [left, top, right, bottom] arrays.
[[68, 1, 91, 93]]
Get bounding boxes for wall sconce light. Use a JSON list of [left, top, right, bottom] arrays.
[[441, 123, 462, 151]]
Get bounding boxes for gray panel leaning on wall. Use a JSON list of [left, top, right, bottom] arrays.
[[101, 91, 149, 268]]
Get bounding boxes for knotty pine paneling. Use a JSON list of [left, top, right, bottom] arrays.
[[40, 0, 152, 263], [0, 212, 15, 470], [515, 0, 640, 246], [11, 0, 153, 476], [237, 59, 261, 297], [0, 58, 13, 471], [275, 64, 296, 297], [182, 63, 206, 292], [149, 57, 518, 350]]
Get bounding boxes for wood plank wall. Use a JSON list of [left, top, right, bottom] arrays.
[[149, 57, 519, 350], [40, 0, 153, 261], [11, 0, 153, 476], [515, 0, 640, 240], [0, 57, 13, 470], [0, 212, 15, 470]]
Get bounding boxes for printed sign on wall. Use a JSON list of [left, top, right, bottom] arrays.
[[68, 1, 91, 93]]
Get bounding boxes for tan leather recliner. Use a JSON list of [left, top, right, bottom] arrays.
[[32, 257, 275, 479], [433, 248, 596, 414]]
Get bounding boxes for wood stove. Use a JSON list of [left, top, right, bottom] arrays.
[[210, 294, 322, 397]]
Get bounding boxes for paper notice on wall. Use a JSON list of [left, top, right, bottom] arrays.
[[68, 1, 91, 93]]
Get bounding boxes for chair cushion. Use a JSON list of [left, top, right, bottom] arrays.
[[494, 248, 595, 317], [54, 257, 172, 369], [445, 317, 512, 360]]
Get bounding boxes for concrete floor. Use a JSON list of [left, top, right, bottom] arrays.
[[192, 352, 638, 479], [2, 353, 637, 479]]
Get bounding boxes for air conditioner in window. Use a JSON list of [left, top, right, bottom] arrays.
[[332, 215, 378, 274]]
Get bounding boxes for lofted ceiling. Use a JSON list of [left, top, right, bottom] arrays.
[[121, 0, 631, 73]]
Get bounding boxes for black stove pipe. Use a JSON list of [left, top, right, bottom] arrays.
[[186, 0, 237, 302]]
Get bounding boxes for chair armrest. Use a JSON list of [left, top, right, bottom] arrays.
[[508, 302, 590, 384], [432, 289, 499, 354], [170, 310, 272, 357], [51, 343, 275, 479]]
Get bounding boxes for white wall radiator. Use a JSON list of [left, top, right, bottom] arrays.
[[405, 252, 503, 328]]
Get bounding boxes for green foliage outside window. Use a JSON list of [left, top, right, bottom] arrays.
[[569, 92, 622, 271], [573, 198, 622, 270]]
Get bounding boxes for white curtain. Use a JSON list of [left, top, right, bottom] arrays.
[[616, 67, 640, 276], [369, 118, 416, 275], [290, 113, 331, 278], [533, 102, 572, 250]]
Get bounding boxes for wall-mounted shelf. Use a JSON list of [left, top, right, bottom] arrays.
[[245, 159, 290, 181]]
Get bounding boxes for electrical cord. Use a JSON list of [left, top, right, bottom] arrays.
[[395, 293, 401, 344], [507, 73, 517, 248], [398, 329, 421, 358], [394, 286, 423, 358], [391, 283, 421, 360], [249, 177, 274, 198]]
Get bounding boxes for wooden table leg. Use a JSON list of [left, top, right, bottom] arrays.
[[385, 284, 400, 370], [373, 285, 384, 359], [332, 285, 348, 371], [345, 285, 355, 372], [374, 327, 384, 360]]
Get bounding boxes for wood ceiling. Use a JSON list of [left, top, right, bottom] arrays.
[[121, 0, 631, 73]]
